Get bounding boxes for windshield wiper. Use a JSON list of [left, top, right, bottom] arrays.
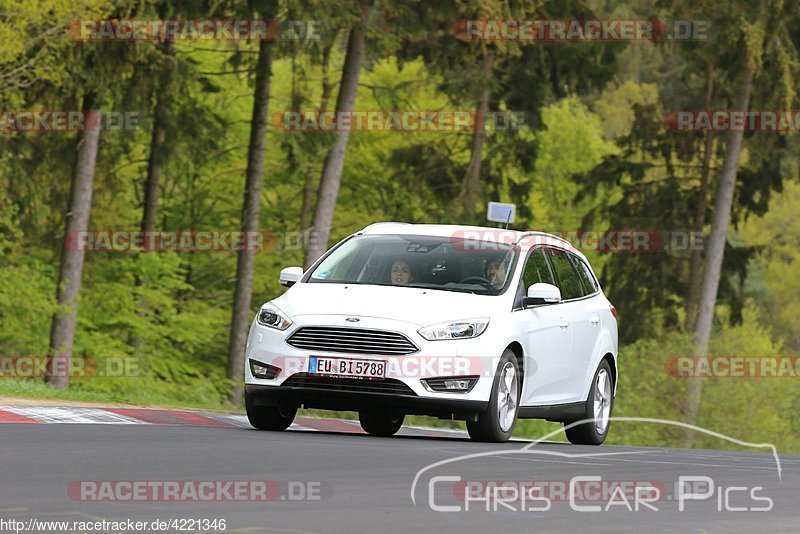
[[308, 280, 489, 295], [403, 283, 480, 295]]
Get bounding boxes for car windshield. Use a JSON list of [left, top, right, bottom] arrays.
[[307, 234, 518, 295]]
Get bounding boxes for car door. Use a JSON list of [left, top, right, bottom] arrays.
[[516, 247, 573, 406], [566, 253, 607, 397], [546, 249, 603, 402]]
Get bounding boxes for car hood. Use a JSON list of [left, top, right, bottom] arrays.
[[271, 283, 508, 327]]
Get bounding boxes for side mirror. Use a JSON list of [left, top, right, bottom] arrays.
[[279, 266, 303, 287], [522, 283, 561, 307]]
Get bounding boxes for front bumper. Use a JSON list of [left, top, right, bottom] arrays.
[[244, 314, 503, 420]]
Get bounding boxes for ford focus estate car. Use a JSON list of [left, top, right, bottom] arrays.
[[244, 223, 618, 443]]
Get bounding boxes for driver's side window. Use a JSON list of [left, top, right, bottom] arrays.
[[522, 248, 555, 288]]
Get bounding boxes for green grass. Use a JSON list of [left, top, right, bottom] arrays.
[[0, 378, 236, 412]]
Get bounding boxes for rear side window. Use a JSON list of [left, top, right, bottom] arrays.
[[547, 249, 584, 300], [570, 255, 599, 294], [522, 248, 555, 288]]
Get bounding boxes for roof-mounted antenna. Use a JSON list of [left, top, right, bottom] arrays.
[[504, 209, 512, 230]]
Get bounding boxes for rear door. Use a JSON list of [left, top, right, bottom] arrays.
[[566, 253, 606, 398], [545, 248, 599, 403], [516, 248, 573, 406]]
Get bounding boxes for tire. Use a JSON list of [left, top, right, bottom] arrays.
[[245, 391, 296, 431], [358, 411, 404, 437], [467, 349, 520, 442], [564, 359, 614, 445]]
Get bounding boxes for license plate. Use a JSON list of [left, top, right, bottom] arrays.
[[308, 356, 386, 379]]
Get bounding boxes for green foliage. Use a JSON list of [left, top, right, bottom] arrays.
[[610, 303, 797, 452], [594, 81, 659, 140], [741, 180, 800, 351], [0, 262, 56, 355], [531, 96, 618, 230]]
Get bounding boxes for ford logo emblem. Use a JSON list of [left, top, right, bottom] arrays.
[[346, 317, 360, 322]]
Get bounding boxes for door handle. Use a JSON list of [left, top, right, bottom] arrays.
[[590, 315, 600, 325], [558, 317, 569, 328]]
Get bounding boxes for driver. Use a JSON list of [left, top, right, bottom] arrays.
[[390, 260, 413, 285], [484, 258, 507, 287]]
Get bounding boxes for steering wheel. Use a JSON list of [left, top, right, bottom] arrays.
[[458, 276, 495, 289]]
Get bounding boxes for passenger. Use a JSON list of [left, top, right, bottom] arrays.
[[390, 260, 413, 285]]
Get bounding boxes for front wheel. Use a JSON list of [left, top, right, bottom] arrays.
[[467, 349, 520, 442], [245, 392, 296, 431], [358, 411, 404, 437], [564, 360, 614, 445]]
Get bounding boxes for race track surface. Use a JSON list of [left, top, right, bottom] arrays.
[[1, 406, 796, 533]]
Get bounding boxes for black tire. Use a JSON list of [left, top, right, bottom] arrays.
[[358, 411, 404, 437], [466, 349, 520, 443], [564, 359, 614, 445], [245, 391, 296, 431]]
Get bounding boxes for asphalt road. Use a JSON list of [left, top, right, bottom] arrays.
[[1, 423, 798, 533]]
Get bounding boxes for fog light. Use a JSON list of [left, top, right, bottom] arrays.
[[249, 359, 280, 379], [444, 379, 470, 390], [421, 376, 479, 393]]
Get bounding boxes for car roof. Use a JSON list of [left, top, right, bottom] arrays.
[[357, 222, 587, 260]]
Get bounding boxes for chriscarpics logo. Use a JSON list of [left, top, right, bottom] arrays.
[[411, 418, 781, 515]]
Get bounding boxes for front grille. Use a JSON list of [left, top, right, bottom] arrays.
[[283, 373, 417, 396], [286, 326, 418, 355]]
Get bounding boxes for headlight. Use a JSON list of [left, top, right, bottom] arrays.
[[256, 304, 292, 330], [418, 318, 489, 341]]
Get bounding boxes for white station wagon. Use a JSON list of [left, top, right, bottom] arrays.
[[244, 223, 618, 443]]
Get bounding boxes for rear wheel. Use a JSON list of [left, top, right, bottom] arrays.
[[467, 349, 520, 442], [564, 360, 613, 445], [245, 391, 296, 431], [358, 411, 404, 437]]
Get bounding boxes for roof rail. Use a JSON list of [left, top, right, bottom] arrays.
[[360, 222, 411, 232], [514, 230, 571, 246]]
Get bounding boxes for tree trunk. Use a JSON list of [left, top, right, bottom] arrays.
[[141, 38, 175, 234], [46, 93, 101, 389], [299, 38, 336, 236], [458, 51, 493, 220], [304, 6, 369, 269], [226, 37, 274, 405], [682, 65, 753, 442], [685, 66, 715, 331]]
